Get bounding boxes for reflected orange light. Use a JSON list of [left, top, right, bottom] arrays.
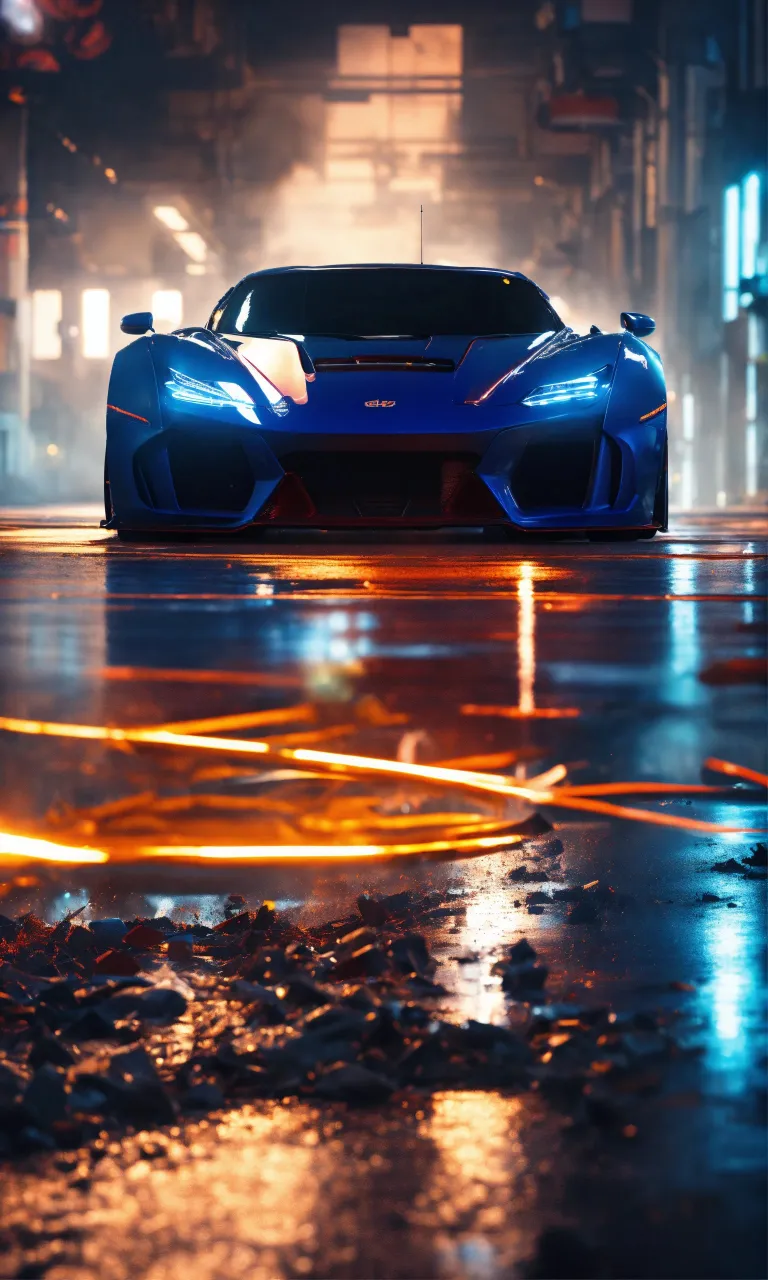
[[95, 667, 302, 688], [237, 337, 309, 404], [517, 561, 536, 715], [461, 704, 581, 720], [0, 831, 108, 864]]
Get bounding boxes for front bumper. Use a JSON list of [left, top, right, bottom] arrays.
[[109, 414, 664, 533]]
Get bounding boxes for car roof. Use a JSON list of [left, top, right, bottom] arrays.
[[225, 264, 550, 304], [237, 264, 532, 281]]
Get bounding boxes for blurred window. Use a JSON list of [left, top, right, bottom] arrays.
[[723, 185, 741, 322], [32, 290, 62, 360], [81, 289, 110, 359], [215, 268, 563, 337], [152, 289, 183, 333]]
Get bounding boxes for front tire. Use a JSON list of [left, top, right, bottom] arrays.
[[103, 456, 114, 524], [652, 439, 669, 531], [588, 529, 657, 541]]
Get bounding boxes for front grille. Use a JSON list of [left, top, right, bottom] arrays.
[[313, 355, 454, 373], [166, 432, 255, 513], [279, 451, 496, 520], [510, 438, 596, 511]]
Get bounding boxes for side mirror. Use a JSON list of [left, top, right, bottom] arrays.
[[620, 311, 655, 338], [121, 311, 154, 335]]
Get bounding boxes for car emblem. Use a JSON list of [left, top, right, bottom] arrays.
[[365, 399, 395, 407]]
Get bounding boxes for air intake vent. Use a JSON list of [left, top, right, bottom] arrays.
[[511, 438, 596, 511], [167, 432, 254, 513], [314, 355, 454, 373]]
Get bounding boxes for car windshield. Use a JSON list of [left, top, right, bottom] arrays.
[[212, 268, 563, 338]]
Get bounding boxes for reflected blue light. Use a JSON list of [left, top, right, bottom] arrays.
[[742, 555, 756, 624], [700, 889, 760, 1093], [667, 557, 700, 707], [295, 609, 381, 666], [48, 888, 88, 924], [146, 894, 228, 926]]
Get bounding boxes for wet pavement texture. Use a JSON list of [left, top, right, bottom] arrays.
[[0, 506, 765, 1280]]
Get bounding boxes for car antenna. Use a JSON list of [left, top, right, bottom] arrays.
[[420, 204, 423, 265]]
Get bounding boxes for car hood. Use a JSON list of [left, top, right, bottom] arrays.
[[295, 331, 622, 412], [159, 327, 624, 433]]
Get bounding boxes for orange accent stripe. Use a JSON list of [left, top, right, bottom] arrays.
[[107, 403, 149, 423], [639, 401, 667, 422]]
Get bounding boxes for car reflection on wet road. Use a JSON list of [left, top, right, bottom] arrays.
[[0, 506, 765, 1279]]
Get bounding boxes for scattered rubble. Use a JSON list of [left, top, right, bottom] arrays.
[[710, 853, 768, 879], [0, 888, 697, 1159]]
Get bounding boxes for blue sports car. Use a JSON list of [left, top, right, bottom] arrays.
[[103, 264, 667, 540]]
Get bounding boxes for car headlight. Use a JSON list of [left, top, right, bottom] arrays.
[[165, 368, 260, 423], [521, 370, 609, 408]]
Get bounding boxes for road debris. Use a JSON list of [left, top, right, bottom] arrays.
[[0, 889, 700, 1159]]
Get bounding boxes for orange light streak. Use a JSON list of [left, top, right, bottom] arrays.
[[0, 831, 108, 864], [434, 750, 528, 770], [94, 667, 302, 688], [300, 812, 516, 833], [639, 401, 667, 421], [140, 833, 524, 861], [704, 757, 768, 787], [289, 746, 527, 793], [106, 404, 149, 423], [546, 794, 765, 833], [461, 705, 581, 719], [559, 781, 766, 797], [528, 764, 568, 788], [0, 717, 763, 836], [150, 704, 316, 735], [0, 715, 270, 756]]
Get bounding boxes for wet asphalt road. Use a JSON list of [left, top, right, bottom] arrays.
[[0, 506, 765, 1280]]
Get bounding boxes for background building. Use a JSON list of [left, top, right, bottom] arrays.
[[0, 0, 765, 505]]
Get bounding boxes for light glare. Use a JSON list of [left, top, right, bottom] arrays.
[[32, 289, 62, 361], [81, 288, 110, 359], [174, 231, 208, 263], [153, 205, 189, 232]]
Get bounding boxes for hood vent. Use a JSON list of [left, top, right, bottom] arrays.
[[314, 355, 455, 373]]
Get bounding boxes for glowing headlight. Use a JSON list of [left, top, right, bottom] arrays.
[[521, 373, 604, 408], [165, 368, 259, 423]]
